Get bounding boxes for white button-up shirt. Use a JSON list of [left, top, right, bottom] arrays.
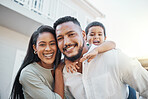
[[63, 46, 148, 99]]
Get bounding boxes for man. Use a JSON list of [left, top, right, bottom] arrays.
[[53, 16, 148, 99]]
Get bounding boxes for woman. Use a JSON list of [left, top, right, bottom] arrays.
[[10, 25, 64, 99]]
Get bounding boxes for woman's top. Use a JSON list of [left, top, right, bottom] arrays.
[[19, 62, 61, 99]]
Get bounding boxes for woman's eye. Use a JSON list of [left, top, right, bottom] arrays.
[[39, 44, 45, 46], [50, 43, 56, 45]]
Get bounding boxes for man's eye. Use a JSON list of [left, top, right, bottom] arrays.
[[57, 38, 62, 41], [69, 33, 74, 36]]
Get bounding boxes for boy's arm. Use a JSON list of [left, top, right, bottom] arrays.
[[65, 41, 116, 73], [94, 41, 116, 53], [80, 41, 116, 62]]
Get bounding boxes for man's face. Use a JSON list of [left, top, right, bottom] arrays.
[[87, 26, 106, 45], [55, 22, 85, 61]]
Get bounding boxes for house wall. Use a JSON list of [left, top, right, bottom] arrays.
[[0, 0, 103, 98], [0, 26, 29, 98]]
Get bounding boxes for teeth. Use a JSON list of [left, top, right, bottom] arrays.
[[93, 41, 100, 43], [67, 46, 74, 51], [44, 54, 53, 58]]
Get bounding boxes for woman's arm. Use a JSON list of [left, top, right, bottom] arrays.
[[19, 69, 62, 99], [54, 61, 65, 99]]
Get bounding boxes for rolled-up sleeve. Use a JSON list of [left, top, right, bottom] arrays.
[[117, 50, 148, 98]]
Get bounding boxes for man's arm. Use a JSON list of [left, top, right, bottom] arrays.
[[117, 50, 148, 98]]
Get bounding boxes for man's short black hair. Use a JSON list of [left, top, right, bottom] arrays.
[[53, 16, 81, 30], [85, 21, 106, 37]]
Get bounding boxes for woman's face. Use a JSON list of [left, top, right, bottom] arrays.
[[33, 32, 57, 68]]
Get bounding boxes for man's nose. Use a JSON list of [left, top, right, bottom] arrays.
[[64, 37, 71, 46]]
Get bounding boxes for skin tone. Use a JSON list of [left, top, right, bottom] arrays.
[[54, 61, 64, 99], [56, 22, 88, 73], [87, 26, 106, 45], [33, 32, 64, 99], [80, 26, 115, 62], [61, 25, 116, 73], [33, 32, 57, 69], [56, 22, 88, 59]]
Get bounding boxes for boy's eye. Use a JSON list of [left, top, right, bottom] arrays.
[[99, 34, 102, 36], [90, 33, 94, 36]]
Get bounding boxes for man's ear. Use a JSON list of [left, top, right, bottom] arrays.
[[82, 30, 87, 40]]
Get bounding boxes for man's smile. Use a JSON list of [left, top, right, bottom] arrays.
[[63, 43, 78, 53]]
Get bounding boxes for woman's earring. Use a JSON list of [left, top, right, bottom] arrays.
[[34, 51, 37, 54]]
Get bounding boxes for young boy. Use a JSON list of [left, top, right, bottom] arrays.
[[66, 21, 115, 72], [66, 21, 137, 99]]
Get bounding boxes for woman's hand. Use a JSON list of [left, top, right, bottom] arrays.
[[56, 59, 65, 72]]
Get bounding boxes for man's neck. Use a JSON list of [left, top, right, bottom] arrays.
[[76, 43, 89, 73]]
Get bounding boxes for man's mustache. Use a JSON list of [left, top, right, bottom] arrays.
[[63, 44, 78, 52]]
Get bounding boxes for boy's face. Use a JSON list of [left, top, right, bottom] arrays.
[[87, 26, 106, 45]]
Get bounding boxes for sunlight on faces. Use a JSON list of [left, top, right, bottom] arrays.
[[87, 26, 106, 45], [33, 32, 57, 68], [56, 22, 85, 61]]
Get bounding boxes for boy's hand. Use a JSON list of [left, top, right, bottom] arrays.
[[80, 47, 98, 63], [65, 58, 79, 73]]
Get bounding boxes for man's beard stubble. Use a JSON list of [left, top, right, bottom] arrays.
[[64, 40, 84, 62]]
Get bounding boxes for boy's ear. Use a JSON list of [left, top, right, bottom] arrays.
[[104, 36, 107, 41], [82, 30, 87, 40]]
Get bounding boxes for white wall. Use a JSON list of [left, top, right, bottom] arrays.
[[60, 0, 95, 29], [0, 26, 29, 99], [0, 0, 103, 98]]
